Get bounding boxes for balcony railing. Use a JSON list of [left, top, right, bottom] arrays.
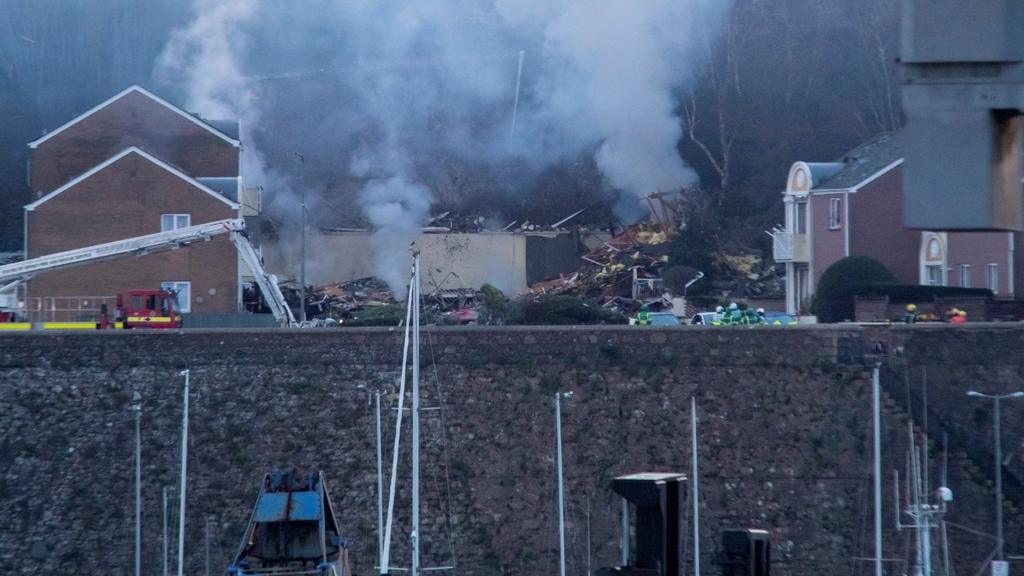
[[770, 229, 809, 262]]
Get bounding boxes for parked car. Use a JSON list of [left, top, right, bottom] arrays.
[[763, 312, 798, 325], [630, 312, 682, 326], [690, 312, 718, 325]]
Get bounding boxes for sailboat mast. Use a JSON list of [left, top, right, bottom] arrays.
[[412, 253, 422, 576]]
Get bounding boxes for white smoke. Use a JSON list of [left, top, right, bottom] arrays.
[[156, 0, 731, 292]]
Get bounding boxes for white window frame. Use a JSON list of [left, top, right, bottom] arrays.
[[959, 264, 971, 288], [160, 213, 191, 232], [160, 281, 191, 313], [925, 264, 944, 286], [796, 201, 808, 234], [829, 197, 841, 230], [987, 263, 999, 294]]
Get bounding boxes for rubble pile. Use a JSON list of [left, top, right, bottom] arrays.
[[529, 221, 672, 311]]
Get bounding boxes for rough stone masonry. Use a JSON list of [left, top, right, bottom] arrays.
[[0, 325, 1021, 575]]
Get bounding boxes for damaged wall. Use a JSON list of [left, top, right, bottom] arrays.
[[0, 325, 1021, 576], [263, 229, 579, 295]]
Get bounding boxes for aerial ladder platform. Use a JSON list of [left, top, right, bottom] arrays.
[[0, 218, 296, 326]]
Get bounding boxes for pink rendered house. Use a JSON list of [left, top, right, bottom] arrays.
[[772, 133, 1023, 315]]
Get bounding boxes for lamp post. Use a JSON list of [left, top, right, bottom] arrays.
[[966, 390, 1024, 563], [556, 391, 573, 576], [131, 391, 142, 576], [178, 369, 191, 576]]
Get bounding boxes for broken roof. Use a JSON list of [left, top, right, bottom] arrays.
[[815, 132, 903, 190]]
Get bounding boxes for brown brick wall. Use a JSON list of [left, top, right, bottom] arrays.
[[25, 152, 238, 313], [29, 89, 238, 195]]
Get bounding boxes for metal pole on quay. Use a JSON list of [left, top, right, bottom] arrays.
[[177, 369, 190, 576], [556, 391, 573, 576], [132, 391, 142, 576], [966, 390, 1024, 567]]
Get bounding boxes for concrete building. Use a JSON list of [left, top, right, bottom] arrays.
[[21, 86, 255, 320], [264, 228, 581, 296], [773, 133, 1023, 315]]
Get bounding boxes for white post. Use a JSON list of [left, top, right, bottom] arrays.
[[556, 392, 567, 576], [412, 254, 421, 576], [376, 390, 385, 569], [133, 392, 142, 576], [692, 397, 700, 576], [177, 369, 190, 576], [873, 364, 883, 576]]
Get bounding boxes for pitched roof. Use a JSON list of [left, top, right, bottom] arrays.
[[27, 85, 241, 148], [24, 147, 241, 211], [814, 132, 903, 190]]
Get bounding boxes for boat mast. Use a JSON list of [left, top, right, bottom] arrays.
[[412, 252, 422, 576]]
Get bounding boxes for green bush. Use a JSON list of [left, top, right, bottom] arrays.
[[812, 256, 896, 322], [506, 295, 627, 325], [343, 304, 408, 326]]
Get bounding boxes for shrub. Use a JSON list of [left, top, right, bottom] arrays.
[[506, 295, 628, 325], [812, 256, 896, 322], [343, 304, 408, 326]]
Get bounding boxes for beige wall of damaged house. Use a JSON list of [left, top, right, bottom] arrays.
[[264, 230, 566, 295]]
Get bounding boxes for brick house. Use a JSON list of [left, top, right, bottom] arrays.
[[22, 86, 253, 319], [773, 133, 1023, 315]]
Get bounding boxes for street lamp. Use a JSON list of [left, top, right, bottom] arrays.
[[966, 390, 1024, 563], [131, 391, 142, 576], [555, 391, 573, 576]]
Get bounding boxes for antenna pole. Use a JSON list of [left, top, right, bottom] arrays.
[[510, 50, 525, 139]]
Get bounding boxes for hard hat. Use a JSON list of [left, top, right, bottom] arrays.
[[715, 305, 724, 313], [957, 310, 966, 317], [907, 304, 917, 312], [729, 302, 738, 310], [757, 308, 765, 314]]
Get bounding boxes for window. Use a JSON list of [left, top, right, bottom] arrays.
[[796, 201, 808, 234], [829, 197, 841, 230], [925, 265, 944, 286], [161, 214, 191, 231], [987, 263, 999, 294], [959, 264, 971, 288], [160, 282, 191, 313]]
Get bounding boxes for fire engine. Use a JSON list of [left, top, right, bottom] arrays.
[[0, 219, 295, 329]]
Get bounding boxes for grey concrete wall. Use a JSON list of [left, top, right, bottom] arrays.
[[0, 325, 1020, 576]]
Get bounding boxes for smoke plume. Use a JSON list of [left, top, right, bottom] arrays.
[[156, 0, 730, 291]]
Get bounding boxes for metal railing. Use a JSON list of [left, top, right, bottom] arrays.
[[27, 296, 116, 323]]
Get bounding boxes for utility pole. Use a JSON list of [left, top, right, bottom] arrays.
[[178, 369, 191, 576], [132, 391, 142, 576], [556, 391, 572, 576], [966, 390, 1024, 564]]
